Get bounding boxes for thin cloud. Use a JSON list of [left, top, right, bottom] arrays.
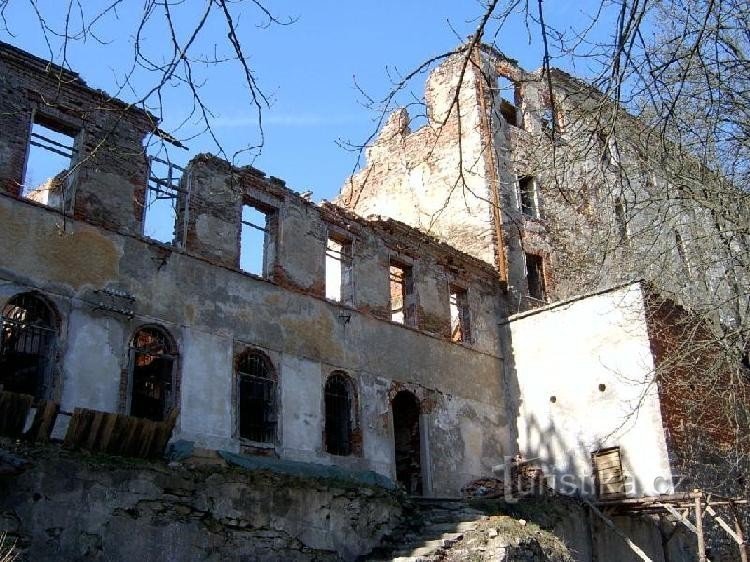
[[213, 112, 360, 128]]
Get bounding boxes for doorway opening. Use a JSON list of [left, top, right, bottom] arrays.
[[392, 390, 422, 495]]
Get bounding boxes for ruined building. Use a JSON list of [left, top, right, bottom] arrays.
[[0, 39, 748, 560]]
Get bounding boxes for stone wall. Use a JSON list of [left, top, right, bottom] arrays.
[[0, 441, 403, 561]]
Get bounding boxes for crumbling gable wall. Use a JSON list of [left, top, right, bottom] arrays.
[[0, 41, 154, 234], [338, 54, 500, 269]]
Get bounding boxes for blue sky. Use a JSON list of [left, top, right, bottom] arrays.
[[2, 1, 613, 203]]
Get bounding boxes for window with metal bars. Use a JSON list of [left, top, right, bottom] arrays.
[[0, 292, 57, 399], [23, 115, 78, 208], [325, 372, 355, 456], [128, 326, 177, 422], [237, 350, 276, 443], [325, 235, 353, 304], [143, 156, 186, 244]]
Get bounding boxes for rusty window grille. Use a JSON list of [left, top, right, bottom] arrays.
[[129, 326, 177, 422], [22, 116, 77, 208], [0, 293, 57, 399], [525, 253, 547, 303], [449, 286, 470, 343], [144, 156, 187, 244], [238, 352, 276, 443], [325, 236, 353, 304], [325, 372, 353, 456]]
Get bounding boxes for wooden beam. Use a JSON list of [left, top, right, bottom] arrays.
[[582, 497, 653, 562], [659, 503, 697, 535], [695, 494, 707, 562], [730, 502, 749, 562], [705, 504, 743, 545]]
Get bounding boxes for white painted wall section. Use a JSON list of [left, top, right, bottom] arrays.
[[509, 282, 673, 497], [177, 329, 236, 451]]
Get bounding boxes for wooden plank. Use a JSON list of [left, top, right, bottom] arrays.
[[695, 494, 707, 562], [97, 413, 119, 452], [659, 503, 697, 535], [84, 411, 106, 451], [705, 504, 743, 545], [24, 400, 59, 442], [730, 502, 749, 562], [582, 496, 654, 562]]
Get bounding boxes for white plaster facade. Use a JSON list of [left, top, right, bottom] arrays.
[[508, 282, 674, 497]]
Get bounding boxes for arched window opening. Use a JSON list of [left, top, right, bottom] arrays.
[[237, 351, 276, 443], [129, 326, 177, 422], [0, 293, 57, 399], [325, 372, 355, 456]]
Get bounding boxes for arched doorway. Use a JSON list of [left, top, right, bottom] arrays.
[[392, 390, 422, 495], [0, 292, 58, 399]]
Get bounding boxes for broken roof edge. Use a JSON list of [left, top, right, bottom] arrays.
[[323, 203, 503, 282], [502, 279, 646, 324], [0, 41, 157, 125]]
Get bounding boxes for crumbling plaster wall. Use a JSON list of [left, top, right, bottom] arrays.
[[0, 152, 510, 495], [338, 53, 498, 267], [507, 282, 673, 497]]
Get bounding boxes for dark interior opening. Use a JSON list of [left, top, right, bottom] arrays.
[[0, 293, 56, 399], [325, 373, 353, 456], [392, 390, 422, 495], [130, 327, 176, 422]]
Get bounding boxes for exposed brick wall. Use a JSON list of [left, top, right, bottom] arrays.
[[0, 42, 153, 234]]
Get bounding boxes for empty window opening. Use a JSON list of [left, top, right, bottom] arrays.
[[325, 372, 355, 456], [392, 390, 422, 495], [390, 261, 415, 326], [598, 131, 619, 167], [675, 231, 691, 274], [0, 293, 57, 400], [237, 350, 276, 443], [241, 204, 273, 276], [614, 197, 629, 242], [325, 236, 353, 304], [525, 253, 547, 302], [496, 75, 520, 127], [23, 116, 77, 208], [128, 326, 177, 422], [518, 176, 539, 218], [449, 286, 470, 343], [144, 155, 186, 244], [592, 447, 626, 499]]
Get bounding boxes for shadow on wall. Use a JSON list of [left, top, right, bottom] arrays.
[[497, 318, 652, 499]]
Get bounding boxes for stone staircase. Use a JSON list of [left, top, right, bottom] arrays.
[[363, 497, 488, 561]]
